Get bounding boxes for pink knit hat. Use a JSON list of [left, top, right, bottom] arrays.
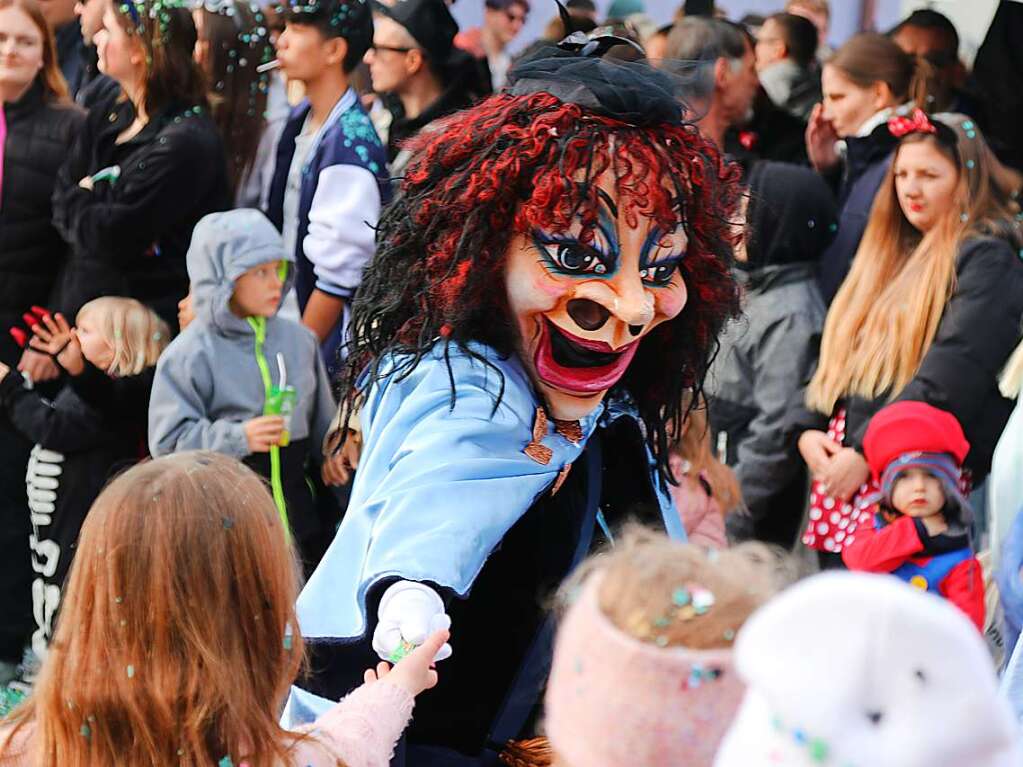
[[544, 571, 745, 767]]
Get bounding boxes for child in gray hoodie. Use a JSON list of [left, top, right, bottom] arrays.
[[148, 210, 336, 571]]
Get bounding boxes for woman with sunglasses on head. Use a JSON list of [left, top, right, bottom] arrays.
[[50, 0, 230, 334], [792, 111, 1023, 569]]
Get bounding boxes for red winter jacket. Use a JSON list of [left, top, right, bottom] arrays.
[[843, 512, 985, 632]]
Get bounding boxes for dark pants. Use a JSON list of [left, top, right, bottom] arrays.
[[0, 416, 33, 664]]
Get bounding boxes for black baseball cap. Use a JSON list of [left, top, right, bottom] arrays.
[[374, 0, 458, 65]]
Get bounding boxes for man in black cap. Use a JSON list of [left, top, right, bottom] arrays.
[[365, 0, 479, 171]]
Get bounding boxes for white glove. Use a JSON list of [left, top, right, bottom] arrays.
[[372, 580, 453, 664]]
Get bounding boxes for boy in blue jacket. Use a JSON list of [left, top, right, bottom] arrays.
[[266, 0, 389, 374]]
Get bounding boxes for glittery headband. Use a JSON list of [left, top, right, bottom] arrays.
[[545, 572, 744, 767]]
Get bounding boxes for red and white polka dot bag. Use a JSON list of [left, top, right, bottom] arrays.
[[801, 408, 879, 554]]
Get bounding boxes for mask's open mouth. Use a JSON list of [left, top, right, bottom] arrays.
[[534, 318, 639, 395]]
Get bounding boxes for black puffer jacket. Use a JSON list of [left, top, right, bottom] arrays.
[[51, 97, 230, 331], [0, 82, 84, 367], [790, 235, 1023, 482], [817, 122, 899, 303]]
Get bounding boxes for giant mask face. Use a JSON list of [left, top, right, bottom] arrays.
[[506, 177, 690, 421]]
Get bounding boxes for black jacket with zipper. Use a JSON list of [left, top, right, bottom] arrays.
[[789, 235, 1023, 482], [51, 95, 230, 332], [0, 81, 84, 366]]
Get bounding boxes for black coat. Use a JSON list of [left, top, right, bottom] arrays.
[[0, 82, 85, 367], [817, 123, 899, 303], [790, 235, 1023, 482], [0, 363, 152, 626], [51, 97, 230, 331]]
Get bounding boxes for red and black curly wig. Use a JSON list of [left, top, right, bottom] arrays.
[[338, 91, 742, 480]]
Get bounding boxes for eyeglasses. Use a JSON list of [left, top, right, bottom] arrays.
[[369, 44, 414, 54]]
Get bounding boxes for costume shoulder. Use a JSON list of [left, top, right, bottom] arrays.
[[296, 340, 605, 640]]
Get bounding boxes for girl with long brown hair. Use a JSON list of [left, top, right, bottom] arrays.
[[50, 0, 230, 333], [793, 111, 1023, 566], [192, 0, 287, 206], [0, 0, 85, 680], [806, 32, 936, 302], [0, 451, 446, 766]]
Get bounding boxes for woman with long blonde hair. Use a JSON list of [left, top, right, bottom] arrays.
[[0, 452, 446, 766], [793, 111, 1023, 565]]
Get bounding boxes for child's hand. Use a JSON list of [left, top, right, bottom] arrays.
[[362, 629, 448, 698], [244, 415, 285, 452], [28, 312, 84, 375]]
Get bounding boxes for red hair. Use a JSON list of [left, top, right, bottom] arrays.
[[340, 92, 742, 477]]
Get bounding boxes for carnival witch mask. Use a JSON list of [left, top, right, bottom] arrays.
[[336, 32, 739, 476], [506, 177, 691, 421]]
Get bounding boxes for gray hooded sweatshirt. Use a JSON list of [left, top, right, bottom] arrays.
[[148, 209, 334, 461]]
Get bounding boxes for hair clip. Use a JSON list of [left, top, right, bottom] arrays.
[[887, 108, 937, 139]]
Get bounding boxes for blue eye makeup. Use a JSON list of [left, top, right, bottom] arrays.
[[639, 226, 687, 287], [532, 232, 618, 277]]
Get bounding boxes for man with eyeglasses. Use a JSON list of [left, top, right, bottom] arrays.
[[364, 0, 478, 173], [454, 0, 529, 92]]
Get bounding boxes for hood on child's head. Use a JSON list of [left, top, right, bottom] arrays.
[[741, 161, 839, 270], [186, 209, 295, 333]]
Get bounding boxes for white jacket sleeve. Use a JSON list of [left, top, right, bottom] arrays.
[[302, 164, 381, 299], [148, 346, 250, 458]]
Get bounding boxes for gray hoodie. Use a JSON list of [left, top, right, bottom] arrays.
[[148, 209, 334, 459]]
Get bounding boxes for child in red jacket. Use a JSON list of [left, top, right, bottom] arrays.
[[842, 401, 984, 631]]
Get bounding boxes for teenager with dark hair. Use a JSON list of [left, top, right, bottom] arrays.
[[265, 0, 388, 374], [283, 38, 742, 765], [50, 0, 230, 332]]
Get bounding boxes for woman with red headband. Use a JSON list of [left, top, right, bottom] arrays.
[[792, 110, 1023, 568]]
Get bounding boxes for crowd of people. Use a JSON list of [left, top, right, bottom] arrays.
[[2, 0, 1023, 763]]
